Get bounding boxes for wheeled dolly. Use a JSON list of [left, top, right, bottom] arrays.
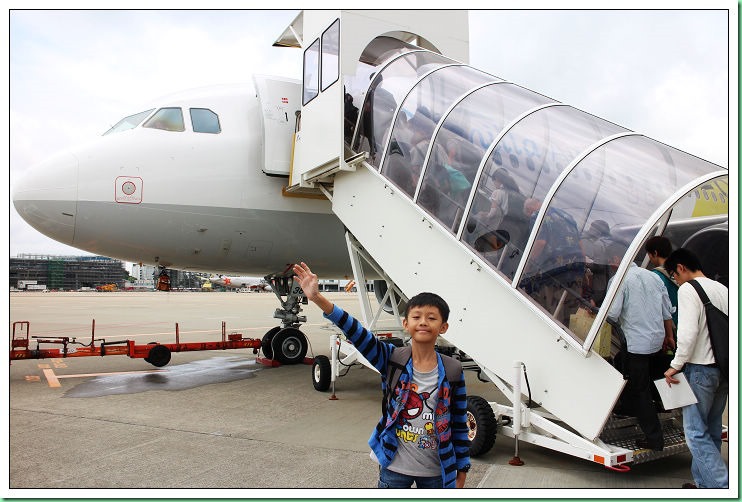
[[10, 320, 263, 367]]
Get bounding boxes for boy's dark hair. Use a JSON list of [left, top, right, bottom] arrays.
[[645, 236, 673, 258], [664, 248, 703, 275], [404, 292, 450, 323]]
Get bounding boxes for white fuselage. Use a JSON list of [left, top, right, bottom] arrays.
[[12, 83, 352, 277]]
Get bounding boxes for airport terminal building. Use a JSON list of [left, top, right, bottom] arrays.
[[10, 254, 128, 291]]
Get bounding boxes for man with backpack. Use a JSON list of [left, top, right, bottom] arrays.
[[292, 262, 471, 489], [663, 248, 729, 489]]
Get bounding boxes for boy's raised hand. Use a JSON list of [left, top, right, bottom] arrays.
[[293, 262, 334, 314], [292, 262, 319, 301]]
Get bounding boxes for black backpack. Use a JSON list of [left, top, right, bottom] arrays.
[[688, 280, 728, 381], [382, 346, 462, 418]]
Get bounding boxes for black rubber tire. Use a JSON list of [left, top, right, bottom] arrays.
[[312, 355, 332, 391], [261, 326, 282, 359], [272, 327, 309, 365], [144, 342, 158, 364], [147, 344, 171, 367], [466, 395, 497, 457]]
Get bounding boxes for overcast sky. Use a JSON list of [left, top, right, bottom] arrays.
[[7, 7, 734, 266]]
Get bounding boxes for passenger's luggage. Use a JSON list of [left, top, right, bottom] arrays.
[[688, 280, 729, 380]]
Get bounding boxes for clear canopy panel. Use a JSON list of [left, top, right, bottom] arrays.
[[351, 51, 452, 164], [344, 37, 428, 145], [463, 106, 627, 282], [520, 134, 727, 342], [418, 83, 555, 233], [380, 65, 501, 198]]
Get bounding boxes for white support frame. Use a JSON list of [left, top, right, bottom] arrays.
[[479, 362, 634, 467], [326, 231, 410, 394], [344, 231, 407, 334], [493, 400, 635, 467], [329, 332, 380, 385]]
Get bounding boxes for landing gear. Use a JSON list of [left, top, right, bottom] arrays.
[[260, 269, 310, 365], [261, 326, 282, 360], [272, 327, 308, 364]]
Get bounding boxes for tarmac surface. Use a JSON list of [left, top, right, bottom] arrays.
[[7, 291, 733, 497]]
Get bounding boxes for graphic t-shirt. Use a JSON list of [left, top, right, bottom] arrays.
[[388, 366, 440, 477]]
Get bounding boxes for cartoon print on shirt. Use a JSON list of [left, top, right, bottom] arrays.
[[395, 383, 440, 450], [399, 389, 429, 422]]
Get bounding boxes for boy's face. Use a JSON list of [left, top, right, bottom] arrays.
[[403, 305, 449, 344]]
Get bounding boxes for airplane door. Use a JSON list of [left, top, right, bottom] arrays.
[[253, 75, 301, 176]]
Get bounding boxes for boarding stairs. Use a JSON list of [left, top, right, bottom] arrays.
[[298, 155, 689, 468], [272, 10, 729, 470]]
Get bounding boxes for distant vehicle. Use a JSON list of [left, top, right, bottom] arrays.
[[208, 275, 271, 292], [95, 283, 118, 292]]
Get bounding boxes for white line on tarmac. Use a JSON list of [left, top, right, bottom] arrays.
[[56, 370, 168, 379], [39, 367, 168, 388]]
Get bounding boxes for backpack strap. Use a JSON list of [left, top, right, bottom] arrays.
[[687, 279, 711, 305], [382, 346, 411, 419], [441, 353, 463, 386]]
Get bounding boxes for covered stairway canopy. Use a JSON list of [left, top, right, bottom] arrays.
[[343, 38, 728, 352]]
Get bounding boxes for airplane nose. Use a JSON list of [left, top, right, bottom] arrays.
[[12, 151, 79, 246]]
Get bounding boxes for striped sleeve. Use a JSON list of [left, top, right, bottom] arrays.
[[450, 369, 471, 469], [324, 305, 392, 373]]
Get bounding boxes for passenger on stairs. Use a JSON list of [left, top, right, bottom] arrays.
[[607, 258, 675, 452], [663, 248, 728, 489]]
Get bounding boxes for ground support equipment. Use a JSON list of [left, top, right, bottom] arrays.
[[10, 320, 262, 367]]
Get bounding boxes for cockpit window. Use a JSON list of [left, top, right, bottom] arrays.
[[103, 109, 155, 135], [190, 108, 221, 134], [143, 108, 185, 132]]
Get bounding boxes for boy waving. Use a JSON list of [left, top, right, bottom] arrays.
[[293, 262, 471, 488]]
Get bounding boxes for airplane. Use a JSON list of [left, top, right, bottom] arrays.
[[208, 274, 271, 292], [11, 10, 729, 468]]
